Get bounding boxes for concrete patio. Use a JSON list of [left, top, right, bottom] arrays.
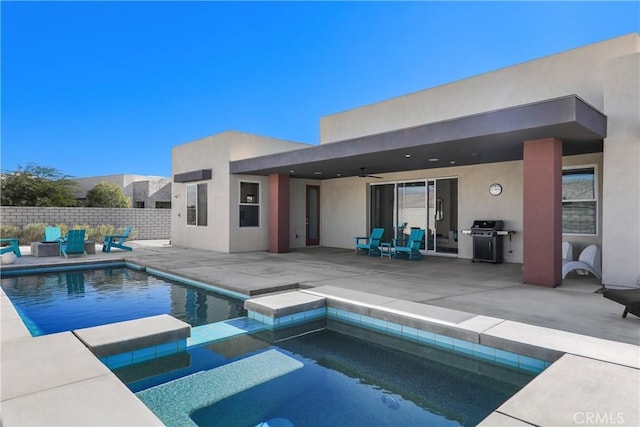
[[8, 240, 635, 344], [2, 241, 639, 426]]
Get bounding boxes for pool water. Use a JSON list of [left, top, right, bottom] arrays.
[[129, 325, 535, 427], [1, 267, 246, 336]]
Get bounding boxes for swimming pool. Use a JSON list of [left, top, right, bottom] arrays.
[[131, 322, 535, 427], [1, 266, 246, 336]]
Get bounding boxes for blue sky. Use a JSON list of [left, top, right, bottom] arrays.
[[1, 1, 638, 178]]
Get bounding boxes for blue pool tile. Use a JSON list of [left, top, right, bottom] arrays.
[[278, 314, 295, 326], [248, 312, 264, 323], [434, 334, 454, 351], [359, 314, 376, 328], [292, 312, 306, 322], [347, 311, 361, 323], [387, 321, 402, 336], [453, 339, 474, 356], [417, 329, 435, 345], [156, 341, 178, 357], [336, 309, 351, 320], [495, 349, 519, 368], [133, 346, 157, 364], [473, 344, 496, 362], [519, 355, 545, 373], [401, 325, 419, 341], [305, 308, 325, 319], [369, 318, 387, 334], [327, 307, 338, 318], [107, 352, 133, 369], [177, 340, 186, 351]]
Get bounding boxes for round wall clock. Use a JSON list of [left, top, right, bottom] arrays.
[[489, 183, 503, 196]]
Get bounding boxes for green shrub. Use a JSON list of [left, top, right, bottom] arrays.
[[0, 225, 21, 239], [20, 223, 48, 245], [95, 224, 116, 241], [1, 223, 140, 244]]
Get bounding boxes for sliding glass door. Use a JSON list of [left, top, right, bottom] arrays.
[[370, 184, 395, 244], [397, 182, 427, 249], [370, 178, 458, 255]]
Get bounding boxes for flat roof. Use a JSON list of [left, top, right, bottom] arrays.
[[230, 95, 606, 179]]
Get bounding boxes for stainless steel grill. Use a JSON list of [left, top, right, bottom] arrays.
[[467, 220, 504, 264]]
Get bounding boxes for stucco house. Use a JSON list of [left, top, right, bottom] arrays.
[[74, 174, 172, 209], [172, 33, 639, 289]]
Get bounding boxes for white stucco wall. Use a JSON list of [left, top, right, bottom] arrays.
[[172, 131, 309, 253], [172, 134, 232, 252], [602, 52, 640, 287], [321, 161, 525, 263], [320, 33, 639, 144]]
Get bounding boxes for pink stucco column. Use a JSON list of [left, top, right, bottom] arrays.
[[523, 137, 562, 287], [269, 173, 290, 253]]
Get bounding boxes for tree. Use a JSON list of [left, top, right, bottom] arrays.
[[1, 163, 78, 206], [86, 182, 131, 208]]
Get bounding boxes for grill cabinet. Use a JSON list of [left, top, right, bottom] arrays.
[[470, 220, 504, 264]]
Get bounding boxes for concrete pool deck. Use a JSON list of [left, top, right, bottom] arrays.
[[1, 241, 639, 426]]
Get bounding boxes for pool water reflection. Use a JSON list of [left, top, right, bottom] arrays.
[[1, 267, 246, 336]]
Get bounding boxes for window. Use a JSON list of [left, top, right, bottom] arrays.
[[155, 201, 171, 209], [239, 182, 260, 227], [186, 183, 207, 226], [562, 167, 596, 235], [134, 201, 145, 209]]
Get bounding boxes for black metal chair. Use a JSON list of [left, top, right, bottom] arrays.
[[602, 288, 640, 318]]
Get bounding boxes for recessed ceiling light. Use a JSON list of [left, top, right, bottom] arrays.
[[336, 173, 341, 176], [289, 170, 295, 173], [313, 171, 322, 175], [471, 153, 478, 157], [450, 161, 456, 164], [428, 158, 439, 162], [405, 154, 411, 158]]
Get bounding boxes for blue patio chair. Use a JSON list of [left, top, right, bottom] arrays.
[[393, 228, 425, 260], [59, 229, 87, 258], [0, 238, 22, 257], [102, 226, 133, 253], [354, 228, 385, 256], [44, 226, 64, 243]]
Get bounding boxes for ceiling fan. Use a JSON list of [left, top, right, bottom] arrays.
[[358, 167, 382, 179]]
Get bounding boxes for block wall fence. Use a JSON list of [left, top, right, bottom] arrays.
[[0, 207, 171, 240]]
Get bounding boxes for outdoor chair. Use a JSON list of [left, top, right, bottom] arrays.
[[602, 287, 640, 319], [562, 241, 573, 261], [0, 238, 22, 257], [44, 226, 64, 243], [59, 229, 87, 258], [102, 226, 133, 253], [562, 244, 601, 280], [393, 228, 425, 260], [354, 228, 384, 256]]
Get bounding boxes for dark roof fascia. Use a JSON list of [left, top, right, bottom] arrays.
[[230, 95, 606, 178]]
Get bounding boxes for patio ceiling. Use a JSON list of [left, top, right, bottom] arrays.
[[230, 95, 607, 180]]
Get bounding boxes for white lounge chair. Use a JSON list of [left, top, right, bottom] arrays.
[[562, 244, 601, 280], [562, 241, 574, 261]]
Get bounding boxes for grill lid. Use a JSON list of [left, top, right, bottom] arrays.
[[471, 220, 504, 230]]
